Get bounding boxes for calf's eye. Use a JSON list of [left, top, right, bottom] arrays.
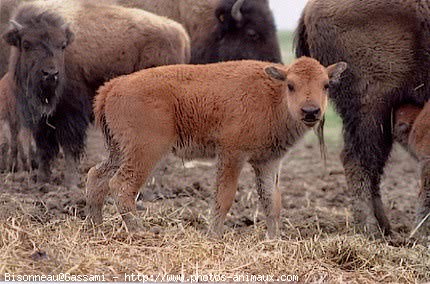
[[324, 84, 330, 91], [287, 84, 295, 92]]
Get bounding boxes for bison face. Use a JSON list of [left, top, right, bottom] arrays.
[[265, 59, 347, 128], [214, 0, 282, 63], [3, 18, 74, 113]]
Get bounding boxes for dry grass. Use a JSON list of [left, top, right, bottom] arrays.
[[1, 200, 429, 283]]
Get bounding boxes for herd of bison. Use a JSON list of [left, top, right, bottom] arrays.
[[0, 0, 430, 241]]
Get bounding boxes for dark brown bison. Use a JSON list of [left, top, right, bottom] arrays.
[[116, 0, 282, 63], [0, 72, 32, 172], [3, 0, 190, 187], [294, 0, 430, 235], [393, 104, 430, 230]]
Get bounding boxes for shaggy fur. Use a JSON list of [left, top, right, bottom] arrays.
[[86, 57, 347, 238], [394, 104, 430, 227], [294, 0, 430, 235], [117, 0, 282, 63], [3, 0, 190, 185], [0, 73, 32, 172]]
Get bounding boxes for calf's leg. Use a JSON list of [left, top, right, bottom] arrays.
[[86, 144, 121, 225], [252, 159, 282, 239], [210, 153, 244, 237]]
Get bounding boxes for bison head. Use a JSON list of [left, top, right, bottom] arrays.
[[265, 58, 347, 128], [3, 5, 74, 122], [213, 0, 282, 63]]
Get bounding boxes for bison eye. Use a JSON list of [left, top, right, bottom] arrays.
[[324, 83, 330, 91], [287, 84, 295, 92], [22, 40, 31, 51], [61, 42, 67, 50], [246, 29, 259, 41]]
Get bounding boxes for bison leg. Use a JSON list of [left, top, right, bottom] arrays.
[[342, 116, 392, 235], [8, 117, 20, 172], [0, 121, 8, 172], [210, 153, 244, 237], [18, 127, 32, 171], [417, 158, 430, 232], [86, 145, 121, 225], [251, 159, 282, 239], [109, 145, 169, 231], [33, 123, 59, 182]]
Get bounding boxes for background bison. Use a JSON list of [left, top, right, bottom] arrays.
[[117, 0, 282, 63], [1, 0, 282, 71], [295, 0, 430, 234], [3, 0, 190, 186]]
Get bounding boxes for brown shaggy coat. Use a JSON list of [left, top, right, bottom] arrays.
[[86, 57, 347, 237], [0, 73, 31, 171], [295, 0, 430, 234], [3, 0, 190, 185], [394, 104, 430, 226]]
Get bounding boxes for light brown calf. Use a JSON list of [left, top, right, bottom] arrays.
[[0, 73, 32, 172], [394, 104, 430, 228], [86, 57, 347, 238]]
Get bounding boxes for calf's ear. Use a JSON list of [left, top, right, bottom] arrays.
[[265, 66, 286, 81], [3, 20, 23, 47], [327, 61, 347, 84]]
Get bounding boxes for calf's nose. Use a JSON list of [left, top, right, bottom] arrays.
[[301, 106, 321, 120]]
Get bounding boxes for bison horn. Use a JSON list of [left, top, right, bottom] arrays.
[[231, 0, 245, 22], [9, 20, 23, 30]]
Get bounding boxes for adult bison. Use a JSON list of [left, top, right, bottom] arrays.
[[3, 0, 190, 186], [117, 0, 282, 63], [0, 0, 21, 77], [294, 0, 430, 235]]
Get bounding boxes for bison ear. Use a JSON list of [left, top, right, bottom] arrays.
[[62, 24, 75, 45], [3, 20, 23, 47], [327, 61, 347, 84], [265, 66, 286, 81]]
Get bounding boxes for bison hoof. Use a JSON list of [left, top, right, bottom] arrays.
[[122, 213, 144, 232]]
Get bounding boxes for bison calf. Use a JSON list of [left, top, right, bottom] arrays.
[[394, 104, 430, 230], [86, 57, 347, 238]]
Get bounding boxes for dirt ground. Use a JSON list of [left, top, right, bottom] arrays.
[[0, 125, 424, 237], [1, 125, 429, 282]]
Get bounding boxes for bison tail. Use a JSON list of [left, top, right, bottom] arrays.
[[94, 82, 115, 145], [293, 12, 310, 58]]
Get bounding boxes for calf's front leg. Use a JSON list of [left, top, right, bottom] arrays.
[[252, 159, 282, 239]]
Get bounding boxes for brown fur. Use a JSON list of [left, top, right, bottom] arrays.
[[295, 0, 430, 235], [0, 73, 31, 172], [394, 103, 430, 228], [4, 0, 190, 186], [86, 57, 347, 238]]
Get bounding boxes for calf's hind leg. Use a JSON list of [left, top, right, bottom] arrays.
[[109, 141, 172, 231], [86, 146, 121, 225], [252, 159, 282, 239]]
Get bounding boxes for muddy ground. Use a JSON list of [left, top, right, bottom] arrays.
[[0, 124, 425, 243]]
